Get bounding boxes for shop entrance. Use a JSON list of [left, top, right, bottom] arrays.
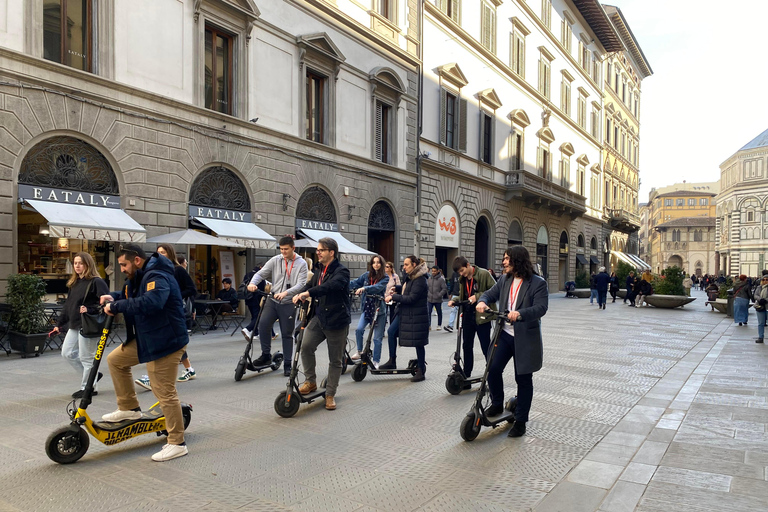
[[475, 216, 491, 270], [367, 201, 396, 262], [558, 231, 569, 291], [435, 247, 458, 279]]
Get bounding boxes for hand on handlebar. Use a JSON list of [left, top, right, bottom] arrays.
[[293, 292, 310, 304], [247, 284, 258, 292], [104, 302, 115, 316], [475, 301, 488, 313], [355, 287, 365, 296], [99, 294, 114, 305], [274, 291, 288, 301], [507, 310, 521, 323], [49, 326, 60, 336]]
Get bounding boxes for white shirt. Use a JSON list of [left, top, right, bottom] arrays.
[[503, 277, 523, 337]]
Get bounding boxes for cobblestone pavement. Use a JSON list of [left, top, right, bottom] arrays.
[[0, 289, 766, 511]]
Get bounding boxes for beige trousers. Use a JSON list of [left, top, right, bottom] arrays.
[[106, 342, 187, 445]]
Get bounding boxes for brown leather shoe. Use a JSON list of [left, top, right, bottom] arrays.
[[298, 381, 317, 395], [325, 395, 336, 410]]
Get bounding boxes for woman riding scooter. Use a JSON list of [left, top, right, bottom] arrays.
[[349, 254, 389, 367]]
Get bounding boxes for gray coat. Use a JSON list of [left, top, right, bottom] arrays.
[[427, 273, 448, 303], [479, 273, 549, 375]]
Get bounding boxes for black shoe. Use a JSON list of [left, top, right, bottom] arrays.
[[739, 322, 743, 326], [71, 390, 98, 399], [507, 421, 526, 438], [411, 368, 425, 382], [253, 353, 271, 366], [757, 338, 764, 344], [378, 359, 397, 370], [485, 403, 503, 417], [444, 326, 453, 333], [283, 368, 291, 377], [209, 325, 218, 330]]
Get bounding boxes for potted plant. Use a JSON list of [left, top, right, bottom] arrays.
[[6, 273, 49, 357], [572, 270, 591, 298], [645, 266, 696, 308], [615, 261, 636, 299]]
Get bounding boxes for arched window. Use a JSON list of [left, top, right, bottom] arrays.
[[296, 186, 337, 223], [190, 166, 250, 211], [590, 236, 597, 250], [577, 233, 585, 247], [508, 220, 523, 245]]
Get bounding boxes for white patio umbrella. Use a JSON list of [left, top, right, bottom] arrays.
[[146, 229, 243, 247]]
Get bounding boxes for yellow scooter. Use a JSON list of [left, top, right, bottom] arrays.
[[45, 315, 192, 464]]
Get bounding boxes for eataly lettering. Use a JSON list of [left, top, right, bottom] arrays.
[[33, 188, 110, 207], [196, 207, 246, 221]]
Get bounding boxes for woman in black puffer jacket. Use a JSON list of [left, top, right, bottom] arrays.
[[386, 255, 429, 382]]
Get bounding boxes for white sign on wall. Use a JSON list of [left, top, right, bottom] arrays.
[[219, 251, 235, 283], [435, 204, 460, 248]]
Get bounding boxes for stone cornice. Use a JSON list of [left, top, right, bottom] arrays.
[[419, 144, 507, 193]]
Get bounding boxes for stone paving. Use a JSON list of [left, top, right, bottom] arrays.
[[0, 289, 766, 511]]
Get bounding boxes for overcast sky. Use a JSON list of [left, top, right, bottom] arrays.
[[615, 0, 768, 201]]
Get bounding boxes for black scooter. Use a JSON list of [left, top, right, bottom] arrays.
[[274, 301, 328, 417], [352, 294, 418, 382], [234, 288, 284, 381], [445, 300, 482, 394], [460, 308, 517, 442]]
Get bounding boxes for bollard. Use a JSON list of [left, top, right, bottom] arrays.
[[726, 288, 734, 318]]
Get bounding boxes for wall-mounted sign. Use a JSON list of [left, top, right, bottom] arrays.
[[49, 226, 146, 243], [219, 251, 235, 282], [435, 204, 459, 248], [189, 206, 252, 223], [19, 185, 120, 208], [295, 219, 338, 232], [221, 238, 276, 250]]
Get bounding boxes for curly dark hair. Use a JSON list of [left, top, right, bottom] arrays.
[[504, 246, 534, 279]]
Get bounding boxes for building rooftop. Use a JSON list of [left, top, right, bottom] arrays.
[[656, 217, 716, 229], [740, 128, 768, 151], [649, 181, 719, 199]]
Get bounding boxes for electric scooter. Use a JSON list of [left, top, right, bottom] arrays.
[[444, 300, 482, 394], [274, 301, 329, 417], [351, 295, 418, 382], [460, 308, 518, 442], [46, 314, 192, 464], [234, 286, 284, 381]]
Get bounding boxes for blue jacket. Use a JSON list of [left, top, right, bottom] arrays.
[[350, 271, 390, 311], [594, 272, 610, 292], [110, 253, 188, 363]]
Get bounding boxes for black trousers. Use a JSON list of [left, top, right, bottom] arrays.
[[258, 300, 296, 369], [488, 331, 533, 423], [462, 317, 492, 377], [245, 301, 260, 331]]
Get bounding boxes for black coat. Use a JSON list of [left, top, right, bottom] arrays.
[[594, 272, 610, 292], [303, 258, 351, 330], [173, 265, 197, 300], [392, 263, 429, 348]]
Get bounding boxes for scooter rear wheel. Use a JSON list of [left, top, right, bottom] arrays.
[[445, 374, 463, 395], [46, 426, 90, 464], [460, 413, 481, 442], [274, 391, 301, 418], [352, 363, 367, 382], [234, 358, 247, 382]]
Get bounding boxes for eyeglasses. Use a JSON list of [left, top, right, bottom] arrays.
[[316, 248, 328, 253]]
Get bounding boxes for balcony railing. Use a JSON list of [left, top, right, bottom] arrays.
[[607, 208, 640, 233], [505, 171, 587, 219]]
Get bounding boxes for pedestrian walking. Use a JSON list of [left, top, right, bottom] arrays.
[[384, 261, 400, 326], [609, 272, 619, 302], [384, 255, 429, 381], [624, 271, 635, 303], [447, 257, 496, 379], [683, 275, 693, 297], [240, 264, 266, 339], [100, 244, 189, 461], [476, 245, 549, 438], [594, 267, 610, 309], [49, 252, 108, 399], [754, 275, 768, 343], [292, 238, 350, 410], [349, 254, 389, 367], [427, 266, 448, 330], [733, 274, 751, 326], [589, 272, 598, 305]]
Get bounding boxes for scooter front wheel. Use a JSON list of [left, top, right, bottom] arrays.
[[46, 426, 90, 464], [460, 413, 481, 442], [445, 374, 463, 395], [274, 391, 301, 418], [234, 358, 247, 381], [352, 363, 367, 382]]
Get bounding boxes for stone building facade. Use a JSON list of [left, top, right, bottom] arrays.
[[0, 0, 420, 295], [716, 128, 768, 277]]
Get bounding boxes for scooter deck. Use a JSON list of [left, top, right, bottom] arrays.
[[484, 411, 515, 427], [93, 406, 163, 431], [370, 369, 416, 375], [301, 387, 327, 402]]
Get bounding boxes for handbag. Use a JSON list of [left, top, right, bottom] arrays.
[[80, 279, 107, 338], [184, 296, 194, 318]]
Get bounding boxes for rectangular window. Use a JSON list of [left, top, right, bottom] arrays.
[[438, 0, 460, 23], [480, 112, 493, 164], [561, 20, 572, 53], [688, 198, 696, 206], [580, 45, 590, 72], [306, 70, 326, 143], [481, 2, 496, 53], [440, 89, 466, 152], [578, 166, 585, 195], [374, 101, 392, 164], [538, 56, 551, 98], [541, 0, 551, 28], [634, 93, 639, 117], [622, 82, 626, 103], [511, 131, 523, 170], [205, 26, 233, 115], [577, 95, 586, 128], [676, 199, 684, 206], [561, 158, 570, 188], [376, 0, 392, 19], [590, 107, 599, 138], [605, 180, 610, 206], [605, 118, 612, 145], [43, 0, 91, 72], [560, 79, 571, 115], [592, 54, 600, 82], [510, 32, 525, 77], [541, 148, 550, 180], [614, 70, 620, 91], [613, 125, 619, 149], [700, 198, 708, 206], [445, 91, 456, 149]]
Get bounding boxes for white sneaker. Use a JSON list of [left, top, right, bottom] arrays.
[[372, 361, 379, 369], [241, 328, 252, 341], [151, 443, 188, 462], [101, 409, 142, 422], [435, 326, 442, 331], [350, 351, 361, 361]]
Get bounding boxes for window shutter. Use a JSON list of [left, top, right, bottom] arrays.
[[537, 147, 542, 176], [438, 0, 447, 13], [490, 114, 495, 165], [374, 101, 383, 162], [458, 97, 468, 153], [482, 4, 491, 49], [450, 0, 459, 22], [439, 88, 447, 146], [479, 113, 485, 161]]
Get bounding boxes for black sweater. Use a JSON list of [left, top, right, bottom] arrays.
[[173, 266, 197, 300], [58, 277, 109, 330]]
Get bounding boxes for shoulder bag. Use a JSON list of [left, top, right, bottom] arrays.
[[80, 279, 107, 338]]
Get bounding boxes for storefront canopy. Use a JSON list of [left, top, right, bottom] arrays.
[[627, 253, 651, 271], [25, 199, 146, 243], [298, 229, 375, 256], [612, 251, 650, 271], [576, 254, 588, 265], [147, 229, 243, 247], [590, 255, 600, 265], [193, 217, 276, 249]]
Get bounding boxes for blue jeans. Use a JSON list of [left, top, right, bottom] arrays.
[[758, 310, 767, 339], [590, 289, 598, 303], [62, 328, 100, 391], [487, 331, 533, 423], [356, 313, 386, 363], [597, 289, 607, 306], [447, 306, 458, 328]]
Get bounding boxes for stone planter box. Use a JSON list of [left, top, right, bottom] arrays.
[[617, 290, 627, 299], [571, 289, 592, 298], [643, 294, 696, 309], [8, 331, 47, 358], [705, 298, 728, 313]]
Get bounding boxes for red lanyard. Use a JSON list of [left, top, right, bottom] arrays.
[[465, 277, 474, 299], [370, 275, 379, 286], [319, 264, 329, 285], [509, 279, 523, 310], [284, 256, 296, 280]]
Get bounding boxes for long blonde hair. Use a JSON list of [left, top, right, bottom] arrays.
[[67, 252, 100, 288], [157, 243, 180, 267]]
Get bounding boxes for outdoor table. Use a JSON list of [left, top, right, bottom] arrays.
[[194, 300, 232, 333], [42, 303, 64, 350], [0, 303, 11, 355]]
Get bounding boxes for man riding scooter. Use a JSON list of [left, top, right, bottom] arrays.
[[99, 244, 189, 462]]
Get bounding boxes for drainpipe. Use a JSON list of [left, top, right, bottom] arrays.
[[415, 0, 424, 258]]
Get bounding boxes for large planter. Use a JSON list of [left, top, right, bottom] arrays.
[[617, 290, 627, 299], [572, 289, 592, 298], [643, 295, 696, 309], [706, 298, 728, 313], [8, 331, 47, 358]]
